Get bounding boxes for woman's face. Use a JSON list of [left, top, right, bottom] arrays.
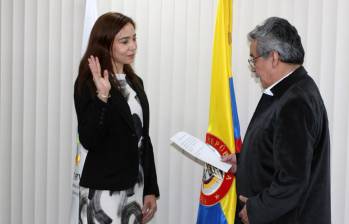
[[111, 22, 137, 71]]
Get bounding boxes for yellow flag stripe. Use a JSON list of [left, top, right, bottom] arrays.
[[207, 0, 236, 223]]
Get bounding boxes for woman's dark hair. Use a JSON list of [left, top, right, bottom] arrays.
[[76, 12, 139, 95]]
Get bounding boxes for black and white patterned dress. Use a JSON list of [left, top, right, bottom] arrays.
[[79, 73, 144, 224]]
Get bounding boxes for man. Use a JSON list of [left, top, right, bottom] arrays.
[[235, 17, 331, 223]]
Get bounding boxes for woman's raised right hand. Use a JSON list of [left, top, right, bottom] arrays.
[[88, 55, 111, 102]]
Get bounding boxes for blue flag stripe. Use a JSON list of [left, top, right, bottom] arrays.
[[197, 204, 228, 224]]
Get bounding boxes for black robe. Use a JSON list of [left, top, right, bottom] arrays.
[[236, 66, 331, 224]]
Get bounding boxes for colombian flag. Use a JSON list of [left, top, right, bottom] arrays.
[[196, 0, 241, 223]]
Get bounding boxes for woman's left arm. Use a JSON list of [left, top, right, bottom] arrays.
[[142, 136, 160, 197], [142, 194, 157, 223]]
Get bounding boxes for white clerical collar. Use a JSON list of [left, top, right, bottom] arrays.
[[263, 69, 296, 96]]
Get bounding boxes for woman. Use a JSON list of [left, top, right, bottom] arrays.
[[74, 12, 159, 224]]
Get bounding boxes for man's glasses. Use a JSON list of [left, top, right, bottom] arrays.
[[248, 55, 263, 69]]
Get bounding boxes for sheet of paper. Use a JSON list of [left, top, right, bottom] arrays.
[[170, 131, 232, 172]]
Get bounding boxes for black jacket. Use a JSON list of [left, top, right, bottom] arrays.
[[74, 76, 159, 197], [236, 67, 331, 223]]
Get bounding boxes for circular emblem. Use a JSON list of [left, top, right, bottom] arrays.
[[200, 133, 234, 206]]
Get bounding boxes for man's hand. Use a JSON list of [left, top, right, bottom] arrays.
[[239, 195, 249, 224], [142, 195, 157, 224], [221, 153, 237, 173]]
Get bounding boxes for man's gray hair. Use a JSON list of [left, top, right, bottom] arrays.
[[248, 17, 304, 64]]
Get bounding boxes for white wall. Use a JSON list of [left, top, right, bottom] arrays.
[[0, 0, 348, 223]]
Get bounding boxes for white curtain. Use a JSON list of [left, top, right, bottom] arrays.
[[0, 0, 348, 223], [0, 0, 85, 223]]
